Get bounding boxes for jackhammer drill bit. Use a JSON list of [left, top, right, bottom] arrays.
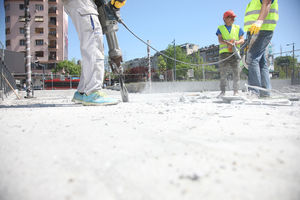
[[110, 62, 129, 102]]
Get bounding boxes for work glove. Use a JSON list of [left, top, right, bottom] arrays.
[[249, 20, 263, 35], [111, 0, 126, 9]]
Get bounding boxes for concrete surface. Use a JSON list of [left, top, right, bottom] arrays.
[[0, 88, 300, 200], [125, 79, 292, 93]]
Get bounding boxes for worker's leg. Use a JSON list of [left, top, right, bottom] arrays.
[[259, 51, 271, 97], [247, 31, 273, 95], [219, 53, 228, 94], [64, 0, 105, 95], [231, 58, 240, 94]]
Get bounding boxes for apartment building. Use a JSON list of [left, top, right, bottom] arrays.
[[180, 43, 199, 55], [198, 44, 219, 63], [4, 0, 68, 70]]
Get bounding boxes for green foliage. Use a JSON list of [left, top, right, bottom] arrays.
[[274, 56, 297, 78], [163, 45, 194, 80], [157, 55, 167, 74], [157, 44, 218, 80], [52, 58, 81, 76]]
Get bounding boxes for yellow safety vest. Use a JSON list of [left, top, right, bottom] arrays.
[[218, 24, 240, 54], [244, 0, 279, 32]]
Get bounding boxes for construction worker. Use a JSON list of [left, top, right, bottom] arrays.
[[216, 10, 245, 98], [244, 0, 279, 97], [62, 0, 126, 105]]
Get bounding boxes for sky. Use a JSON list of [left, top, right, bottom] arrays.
[[1, 0, 300, 62]]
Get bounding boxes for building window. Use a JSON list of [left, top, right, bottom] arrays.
[[5, 16, 10, 23], [20, 40, 26, 46], [19, 16, 26, 22], [20, 27, 25, 34], [5, 28, 10, 35], [35, 28, 44, 34], [49, 6, 57, 13], [19, 4, 24, 10], [36, 40, 44, 46], [4, 4, 10, 11], [48, 63, 56, 69], [35, 51, 44, 58], [35, 4, 44, 11], [49, 40, 57, 48], [49, 28, 56, 36], [49, 17, 57, 25], [49, 52, 57, 60], [35, 16, 44, 22], [6, 40, 11, 46], [49, 0, 57, 2]]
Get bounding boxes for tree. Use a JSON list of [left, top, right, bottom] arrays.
[[157, 45, 218, 81], [274, 56, 297, 78], [162, 45, 190, 80], [52, 58, 81, 76], [157, 55, 167, 73]]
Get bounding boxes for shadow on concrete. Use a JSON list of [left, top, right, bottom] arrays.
[[0, 103, 82, 109]]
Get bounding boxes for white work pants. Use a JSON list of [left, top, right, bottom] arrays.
[[63, 0, 105, 95]]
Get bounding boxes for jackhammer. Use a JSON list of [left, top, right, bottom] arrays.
[[241, 33, 258, 75], [95, 0, 129, 102]]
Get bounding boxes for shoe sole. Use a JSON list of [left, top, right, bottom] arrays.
[[72, 98, 84, 104], [82, 101, 119, 106]]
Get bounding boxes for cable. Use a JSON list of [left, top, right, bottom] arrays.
[[273, 49, 300, 55], [119, 20, 248, 67]]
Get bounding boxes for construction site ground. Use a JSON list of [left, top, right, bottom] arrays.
[[1, 88, 300, 200]]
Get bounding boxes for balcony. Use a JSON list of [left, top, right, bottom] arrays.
[[48, 0, 57, 5], [48, 7, 57, 16], [48, 22, 57, 28], [48, 17, 57, 27], [48, 34, 58, 39], [48, 45, 57, 50], [48, 56, 57, 61], [48, 31, 57, 38], [48, 0, 57, 4]]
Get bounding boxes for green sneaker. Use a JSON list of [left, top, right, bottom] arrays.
[[82, 91, 119, 106], [72, 91, 84, 103]]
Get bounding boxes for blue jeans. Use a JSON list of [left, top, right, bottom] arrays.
[[246, 31, 273, 97]]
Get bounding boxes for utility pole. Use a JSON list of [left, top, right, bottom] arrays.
[[24, 0, 33, 98], [147, 40, 151, 91], [287, 43, 295, 84], [173, 39, 176, 81], [0, 41, 4, 101]]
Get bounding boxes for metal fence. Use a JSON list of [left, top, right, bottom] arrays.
[[0, 57, 17, 100], [292, 66, 300, 85], [121, 67, 249, 84]]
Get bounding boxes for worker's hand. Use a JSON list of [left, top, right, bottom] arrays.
[[111, 0, 126, 9], [225, 40, 234, 50], [249, 20, 263, 35]]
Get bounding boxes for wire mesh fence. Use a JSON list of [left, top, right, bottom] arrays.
[[120, 67, 247, 83], [292, 66, 300, 85], [3, 64, 293, 95], [24, 66, 259, 91], [0, 58, 17, 100]]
